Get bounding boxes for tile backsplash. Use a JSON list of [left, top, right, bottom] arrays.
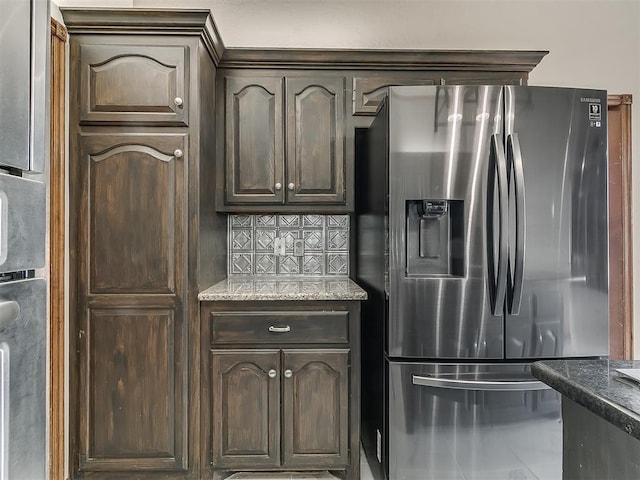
[[229, 214, 350, 276]]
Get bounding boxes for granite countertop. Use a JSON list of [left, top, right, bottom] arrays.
[[532, 359, 640, 440], [198, 276, 368, 301]]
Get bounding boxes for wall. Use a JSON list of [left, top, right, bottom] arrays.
[[53, 0, 640, 354]]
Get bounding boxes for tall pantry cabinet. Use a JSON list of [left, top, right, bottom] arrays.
[[62, 10, 226, 479]]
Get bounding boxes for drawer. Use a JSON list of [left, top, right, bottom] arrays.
[[211, 311, 349, 345], [79, 43, 189, 125]]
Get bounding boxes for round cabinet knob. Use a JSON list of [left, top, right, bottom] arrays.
[[174, 97, 183, 106], [287, 183, 295, 191], [275, 182, 282, 191], [174, 149, 183, 158], [268, 369, 277, 378], [284, 369, 293, 378]]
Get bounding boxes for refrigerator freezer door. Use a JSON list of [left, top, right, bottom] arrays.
[[505, 86, 609, 358], [387, 85, 505, 359], [387, 361, 562, 480], [0, 174, 45, 273], [0, 278, 46, 479]]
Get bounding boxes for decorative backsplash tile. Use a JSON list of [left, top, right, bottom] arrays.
[[229, 214, 350, 276]]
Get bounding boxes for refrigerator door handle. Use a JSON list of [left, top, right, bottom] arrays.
[[507, 133, 526, 314], [412, 374, 550, 391], [487, 134, 509, 315]]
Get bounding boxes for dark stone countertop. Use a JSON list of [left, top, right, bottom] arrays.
[[532, 359, 640, 440]]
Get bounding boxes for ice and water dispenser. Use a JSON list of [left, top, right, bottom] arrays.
[[405, 199, 464, 277]]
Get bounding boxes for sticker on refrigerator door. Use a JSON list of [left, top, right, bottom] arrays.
[[589, 103, 602, 127]]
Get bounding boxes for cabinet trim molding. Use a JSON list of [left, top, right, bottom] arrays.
[[60, 8, 225, 64], [219, 49, 548, 72]]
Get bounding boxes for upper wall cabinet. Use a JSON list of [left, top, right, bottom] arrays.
[[222, 74, 346, 211], [225, 76, 284, 204], [352, 71, 526, 116], [286, 77, 345, 205], [352, 74, 440, 115], [79, 44, 189, 125]]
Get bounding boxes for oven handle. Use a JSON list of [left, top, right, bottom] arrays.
[[412, 374, 550, 391], [0, 301, 19, 327]]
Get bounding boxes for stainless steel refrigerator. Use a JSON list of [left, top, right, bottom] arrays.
[[0, 0, 49, 477], [356, 85, 608, 480]]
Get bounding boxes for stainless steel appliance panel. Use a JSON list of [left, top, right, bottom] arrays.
[[0, 173, 45, 273], [30, 0, 50, 173], [387, 85, 504, 359], [0, 278, 46, 479], [0, 0, 31, 171], [387, 361, 562, 480], [504, 87, 608, 358]]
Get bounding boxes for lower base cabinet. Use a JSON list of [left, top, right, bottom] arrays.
[[201, 301, 361, 480]]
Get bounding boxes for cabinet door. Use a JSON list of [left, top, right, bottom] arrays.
[[225, 76, 285, 204], [76, 133, 188, 472], [286, 77, 345, 204], [352, 75, 439, 115], [211, 349, 281, 468], [79, 44, 189, 125], [282, 349, 349, 468]]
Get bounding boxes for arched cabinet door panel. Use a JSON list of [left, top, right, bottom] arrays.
[[224, 76, 285, 204], [286, 77, 345, 205], [78, 133, 186, 294], [282, 349, 349, 468], [210, 349, 281, 468], [79, 44, 189, 125]]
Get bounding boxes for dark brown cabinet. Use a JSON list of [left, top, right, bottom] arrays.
[[211, 348, 349, 470], [282, 349, 349, 468], [75, 131, 189, 474], [352, 74, 440, 115], [351, 72, 526, 116], [224, 76, 284, 204], [64, 10, 226, 480], [78, 133, 186, 296], [211, 349, 281, 468], [79, 43, 189, 125], [202, 301, 360, 479], [222, 75, 346, 209], [286, 77, 345, 205]]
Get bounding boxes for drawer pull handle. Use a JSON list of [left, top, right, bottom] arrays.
[[268, 369, 277, 378], [268, 325, 291, 333], [284, 369, 293, 378]]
